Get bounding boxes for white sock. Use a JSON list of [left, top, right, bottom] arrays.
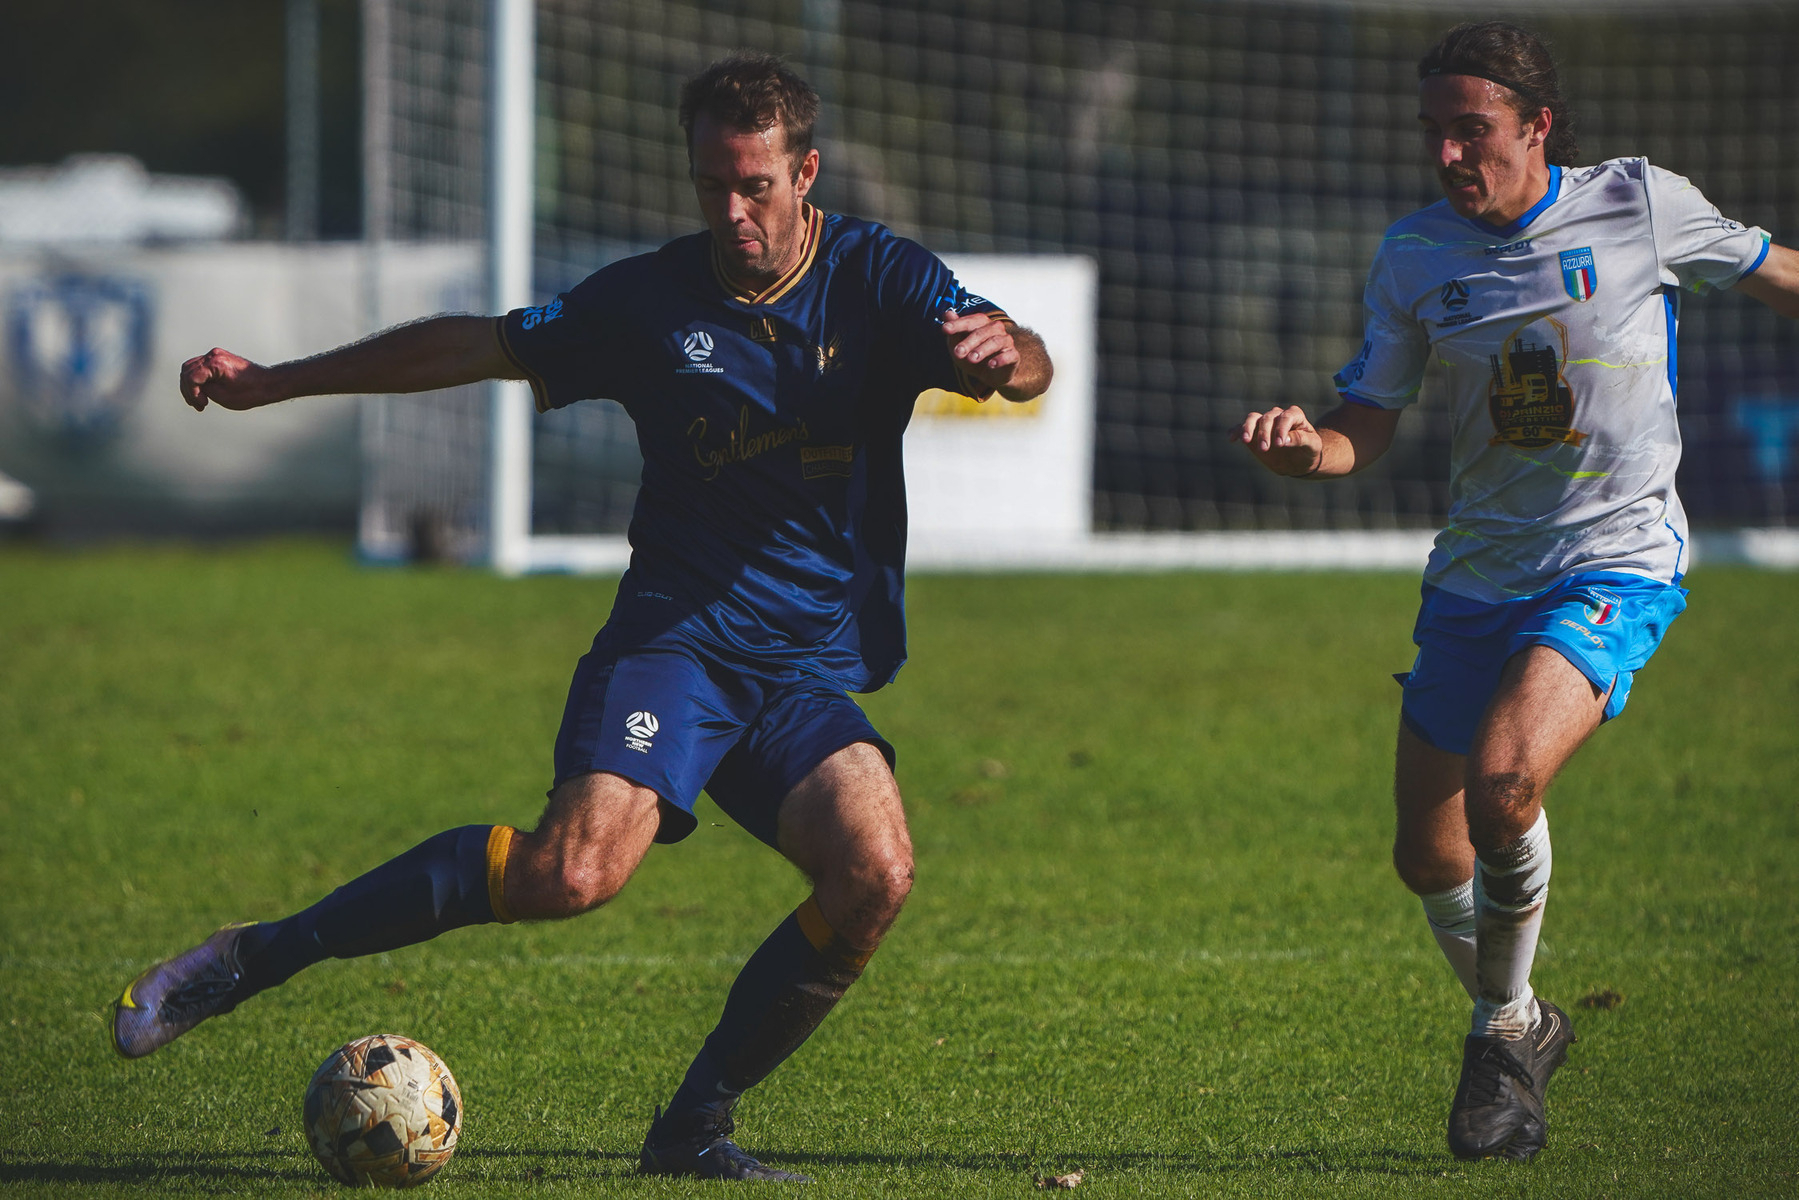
[[1471, 810, 1551, 1040], [1420, 879, 1478, 1000]]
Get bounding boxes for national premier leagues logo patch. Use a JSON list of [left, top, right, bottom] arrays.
[[1560, 247, 1597, 301]]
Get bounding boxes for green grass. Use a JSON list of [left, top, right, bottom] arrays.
[[1, 540, 1794, 1197]]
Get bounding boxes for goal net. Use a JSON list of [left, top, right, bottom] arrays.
[[359, 0, 1799, 569]]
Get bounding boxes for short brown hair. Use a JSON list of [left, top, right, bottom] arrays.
[[679, 52, 820, 174], [1419, 22, 1579, 167]]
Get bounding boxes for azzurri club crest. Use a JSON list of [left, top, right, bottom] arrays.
[[1559, 247, 1598, 302], [8, 274, 154, 451]]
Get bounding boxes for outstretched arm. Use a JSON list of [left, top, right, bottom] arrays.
[[1735, 243, 1799, 319], [179, 315, 520, 412], [940, 310, 1054, 402], [1235, 401, 1403, 479]]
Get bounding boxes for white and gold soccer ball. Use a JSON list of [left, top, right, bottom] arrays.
[[303, 1034, 462, 1188]]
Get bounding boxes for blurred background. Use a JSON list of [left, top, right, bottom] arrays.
[[0, 0, 1794, 555]]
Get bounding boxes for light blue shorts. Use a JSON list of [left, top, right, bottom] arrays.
[[1397, 571, 1688, 756]]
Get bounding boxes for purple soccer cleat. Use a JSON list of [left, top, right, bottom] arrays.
[[111, 923, 256, 1059]]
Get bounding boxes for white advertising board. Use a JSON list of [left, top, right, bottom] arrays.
[[0, 243, 477, 534], [904, 255, 1098, 567]]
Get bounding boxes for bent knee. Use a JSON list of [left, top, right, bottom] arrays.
[[1392, 838, 1466, 897], [822, 851, 913, 945], [1464, 770, 1542, 846], [509, 837, 630, 919]]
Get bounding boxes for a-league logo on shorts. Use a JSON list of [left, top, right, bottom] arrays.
[[624, 711, 659, 753]]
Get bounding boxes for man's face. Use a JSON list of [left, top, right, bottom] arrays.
[[690, 112, 819, 284], [1418, 74, 1549, 223]]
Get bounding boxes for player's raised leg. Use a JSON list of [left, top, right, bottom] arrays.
[[112, 773, 661, 1058], [1446, 645, 1598, 1161], [641, 742, 913, 1182]]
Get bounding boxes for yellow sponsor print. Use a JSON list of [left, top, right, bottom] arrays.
[[914, 387, 1043, 419], [801, 444, 856, 479], [687, 407, 811, 481]]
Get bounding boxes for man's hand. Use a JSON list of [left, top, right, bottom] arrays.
[[180, 349, 284, 412], [943, 309, 1021, 371], [941, 309, 1053, 402], [1237, 405, 1325, 476]]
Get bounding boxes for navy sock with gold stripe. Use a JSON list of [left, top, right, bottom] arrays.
[[236, 824, 516, 995], [668, 895, 873, 1117]]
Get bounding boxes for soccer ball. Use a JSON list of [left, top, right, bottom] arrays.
[[303, 1034, 462, 1188]]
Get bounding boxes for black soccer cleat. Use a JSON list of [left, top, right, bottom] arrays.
[[639, 1104, 812, 1182], [1447, 998, 1576, 1162], [111, 923, 256, 1059]]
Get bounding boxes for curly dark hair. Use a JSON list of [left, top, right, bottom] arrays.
[[1419, 22, 1579, 167], [678, 52, 820, 175]]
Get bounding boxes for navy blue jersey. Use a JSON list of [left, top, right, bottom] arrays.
[[496, 208, 1005, 692]]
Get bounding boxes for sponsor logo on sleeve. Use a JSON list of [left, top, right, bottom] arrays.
[[1333, 340, 1372, 391], [520, 297, 563, 329]]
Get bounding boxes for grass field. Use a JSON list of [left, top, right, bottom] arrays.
[[1, 540, 1794, 1198]]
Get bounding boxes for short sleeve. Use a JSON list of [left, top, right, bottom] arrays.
[[495, 268, 626, 413], [1332, 247, 1428, 409], [872, 234, 1008, 399], [1644, 164, 1772, 294]]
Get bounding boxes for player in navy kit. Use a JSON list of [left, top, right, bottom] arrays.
[[116, 54, 1051, 1182]]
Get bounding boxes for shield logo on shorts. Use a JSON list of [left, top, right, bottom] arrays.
[[1560, 247, 1597, 302], [7, 274, 154, 452], [1581, 588, 1621, 626]]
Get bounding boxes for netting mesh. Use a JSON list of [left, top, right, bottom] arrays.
[[367, 0, 1799, 552]]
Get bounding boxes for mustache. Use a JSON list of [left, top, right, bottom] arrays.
[[1439, 169, 1479, 187]]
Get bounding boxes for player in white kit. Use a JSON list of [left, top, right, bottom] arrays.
[[1236, 22, 1799, 1161]]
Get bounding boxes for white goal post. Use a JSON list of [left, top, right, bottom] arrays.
[[394, 0, 1798, 577]]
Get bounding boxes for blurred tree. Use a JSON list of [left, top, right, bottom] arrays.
[[0, 0, 362, 237]]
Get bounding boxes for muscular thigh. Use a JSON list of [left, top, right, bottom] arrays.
[[776, 742, 911, 881], [1472, 644, 1608, 780], [775, 743, 913, 947], [703, 677, 894, 851]]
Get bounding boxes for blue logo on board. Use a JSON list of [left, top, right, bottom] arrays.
[[1560, 247, 1597, 301], [7, 274, 154, 452]]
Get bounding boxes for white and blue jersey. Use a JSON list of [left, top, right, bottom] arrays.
[[1337, 158, 1771, 601], [498, 206, 1004, 693]]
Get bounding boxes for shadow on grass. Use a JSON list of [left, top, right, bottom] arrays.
[[0, 1145, 1448, 1187], [0, 1150, 318, 1188], [771, 1146, 1448, 1178]]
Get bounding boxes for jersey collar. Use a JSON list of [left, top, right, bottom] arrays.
[[1466, 165, 1562, 241], [711, 205, 824, 306]]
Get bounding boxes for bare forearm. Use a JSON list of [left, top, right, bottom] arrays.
[[270, 315, 516, 401], [1736, 243, 1799, 319], [1289, 425, 1354, 478]]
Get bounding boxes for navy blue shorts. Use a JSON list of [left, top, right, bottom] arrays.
[[552, 626, 893, 848], [1398, 570, 1688, 756]]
